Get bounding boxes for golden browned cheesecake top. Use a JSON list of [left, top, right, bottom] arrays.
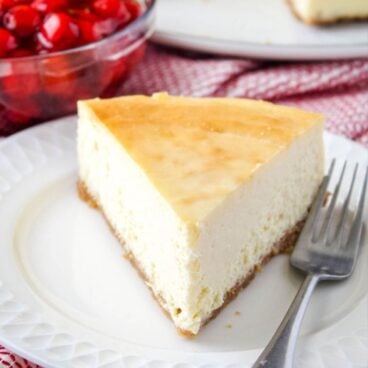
[[78, 93, 323, 223]]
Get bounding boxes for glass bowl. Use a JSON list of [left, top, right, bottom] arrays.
[[0, 0, 155, 136]]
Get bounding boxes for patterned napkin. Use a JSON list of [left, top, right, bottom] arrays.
[[0, 345, 39, 367], [1, 43, 367, 368]]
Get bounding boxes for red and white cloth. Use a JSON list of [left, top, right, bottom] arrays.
[[1, 43, 367, 368], [0, 345, 38, 368]]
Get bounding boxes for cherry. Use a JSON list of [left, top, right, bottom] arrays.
[[39, 12, 79, 49], [0, 28, 17, 56], [92, 17, 117, 39], [0, 0, 12, 17], [41, 55, 76, 96], [1, 72, 39, 98], [73, 9, 100, 44], [0, 0, 31, 14], [92, 0, 120, 18], [115, 2, 130, 27], [77, 19, 101, 44], [3, 5, 41, 37], [36, 30, 53, 49], [31, 0, 68, 13], [124, 0, 141, 20]]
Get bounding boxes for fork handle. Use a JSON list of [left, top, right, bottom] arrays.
[[252, 273, 320, 368]]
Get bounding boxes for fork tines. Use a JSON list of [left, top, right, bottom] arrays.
[[311, 160, 367, 249]]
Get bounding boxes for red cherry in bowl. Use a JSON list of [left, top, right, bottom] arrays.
[[31, 0, 69, 13], [124, 0, 141, 19], [0, 0, 31, 15], [78, 18, 104, 44], [0, 0, 148, 136], [92, 0, 120, 18], [3, 5, 41, 37], [39, 12, 79, 49], [0, 27, 17, 56]]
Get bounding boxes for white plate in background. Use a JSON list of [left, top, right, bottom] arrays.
[[0, 117, 366, 367], [153, 0, 368, 60]]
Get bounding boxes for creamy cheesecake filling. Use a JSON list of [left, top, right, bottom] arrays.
[[78, 109, 199, 328], [79, 181, 307, 336], [290, 0, 368, 23], [78, 104, 323, 335], [185, 126, 323, 331]]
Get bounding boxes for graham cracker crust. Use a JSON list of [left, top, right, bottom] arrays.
[[286, 0, 368, 25], [78, 180, 304, 337]]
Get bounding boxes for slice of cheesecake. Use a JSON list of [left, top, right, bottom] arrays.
[[77, 93, 324, 336], [288, 0, 368, 24]]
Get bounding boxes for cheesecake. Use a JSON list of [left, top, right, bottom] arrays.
[[287, 0, 368, 24], [77, 93, 324, 336]]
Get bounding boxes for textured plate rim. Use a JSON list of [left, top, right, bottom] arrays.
[[152, 31, 368, 60]]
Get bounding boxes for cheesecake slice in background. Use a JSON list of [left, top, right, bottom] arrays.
[[288, 0, 368, 24], [77, 93, 324, 336]]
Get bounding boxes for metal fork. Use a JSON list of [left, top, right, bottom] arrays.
[[252, 160, 368, 368]]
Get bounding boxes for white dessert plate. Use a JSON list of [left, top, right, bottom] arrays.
[[0, 116, 367, 368], [153, 0, 368, 60]]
